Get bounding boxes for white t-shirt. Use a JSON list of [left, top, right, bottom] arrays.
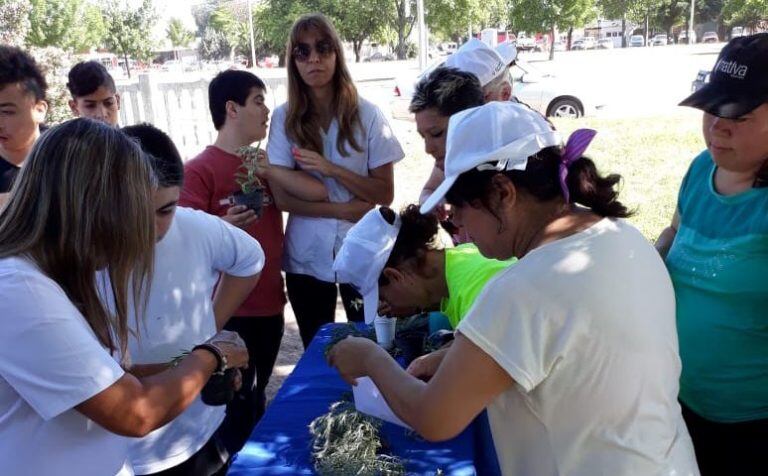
[[267, 96, 404, 282], [0, 257, 131, 476], [457, 219, 700, 476], [127, 207, 265, 474]]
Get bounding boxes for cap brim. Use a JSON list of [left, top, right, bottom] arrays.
[[419, 175, 458, 215], [363, 288, 379, 324], [680, 82, 766, 119]]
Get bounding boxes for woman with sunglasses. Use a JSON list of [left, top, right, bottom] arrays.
[[267, 13, 404, 348]]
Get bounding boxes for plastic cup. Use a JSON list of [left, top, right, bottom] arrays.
[[374, 316, 396, 349]]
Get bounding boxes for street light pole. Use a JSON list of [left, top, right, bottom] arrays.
[[247, 0, 257, 68], [416, 0, 427, 69]]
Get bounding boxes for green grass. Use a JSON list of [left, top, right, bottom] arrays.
[[552, 111, 705, 241]]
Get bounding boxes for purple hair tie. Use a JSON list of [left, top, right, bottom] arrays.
[[559, 129, 597, 203]]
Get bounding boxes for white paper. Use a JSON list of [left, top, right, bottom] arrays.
[[352, 377, 412, 430]]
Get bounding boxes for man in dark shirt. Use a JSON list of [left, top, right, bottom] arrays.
[[0, 46, 48, 194]]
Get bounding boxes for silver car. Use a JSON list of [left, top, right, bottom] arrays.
[[392, 59, 606, 120]]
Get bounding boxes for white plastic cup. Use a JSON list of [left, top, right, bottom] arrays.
[[374, 316, 397, 349]]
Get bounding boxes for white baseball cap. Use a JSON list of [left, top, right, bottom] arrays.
[[445, 38, 506, 87], [333, 207, 401, 324], [420, 102, 562, 214], [496, 40, 517, 66]]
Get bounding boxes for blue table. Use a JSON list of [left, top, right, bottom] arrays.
[[229, 323, 500, 475]]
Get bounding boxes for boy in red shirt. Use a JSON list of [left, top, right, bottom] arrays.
[[180, 70, 325, 454]]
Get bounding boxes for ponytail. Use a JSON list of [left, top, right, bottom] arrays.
[[566, 157, 631, 218], [386, 204, 439, 268]]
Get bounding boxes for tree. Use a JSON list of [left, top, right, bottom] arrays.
[[322, 0, 390, 62], [0, 0, 31, 46], [25, 0, 103, 52], [102, 0, 157, 78], [391, 0, 417, 59], [510, 0, 597, 59], [723, 0, 768, 29], [167, 18, 195, 60], [649, 0, 688, 36]]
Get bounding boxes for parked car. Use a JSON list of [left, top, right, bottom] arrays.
[[516, 34, 536, 52], [552, 41, 566, 51], [629, 35, 645, 47], [597, 38, 614, 49], [391, 58, 606, 120], [651, 34, 669, 46], [571, 37, 597, 50], [363, 52, 395, 62], [691, 69, 711, 92], [702, 31, 719, 43], [678, 30, 697, 44]]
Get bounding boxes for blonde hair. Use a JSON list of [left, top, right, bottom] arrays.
[[285, 13, 363, 156], [0, 118, 155, 361]]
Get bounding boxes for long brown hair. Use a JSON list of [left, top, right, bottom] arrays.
[[285, 13, 363, 156], [0, 118, 155, 361]]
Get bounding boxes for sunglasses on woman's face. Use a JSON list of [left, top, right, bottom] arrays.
[[292, 40, 334, 63]]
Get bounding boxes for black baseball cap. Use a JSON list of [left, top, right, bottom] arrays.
[[680, 33, 768, 119]]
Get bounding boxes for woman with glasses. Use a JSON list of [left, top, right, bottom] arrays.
[[266, 13, 404, 347]]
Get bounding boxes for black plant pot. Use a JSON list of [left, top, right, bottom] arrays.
[[201, 368, 237, 406], [233, 187, 265, 217]]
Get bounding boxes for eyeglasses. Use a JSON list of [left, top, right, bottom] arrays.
[[292, 40, 335, 63]]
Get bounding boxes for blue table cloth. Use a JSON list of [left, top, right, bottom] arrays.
[[229, 323, 500, 475]]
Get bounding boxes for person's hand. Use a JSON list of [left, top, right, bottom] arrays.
[[205, 330, 249, 369], [292, 147, 335, 176], [338, 199, 374, 222], [327, 336, 386, 386], [254, 148, 271, 179], [377, 300, 392, 317], [222, 204, 257, 229], [406, 348, 448, 381]]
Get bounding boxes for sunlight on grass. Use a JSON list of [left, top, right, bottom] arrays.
[[552, 110, 705, 241]]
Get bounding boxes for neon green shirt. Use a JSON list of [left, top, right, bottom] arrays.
[[440, 244, 517, 329]]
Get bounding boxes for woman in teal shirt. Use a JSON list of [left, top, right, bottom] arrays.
[[657, 33, 768, 474]]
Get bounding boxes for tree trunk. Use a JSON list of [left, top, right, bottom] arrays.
[[354, 40, 361, 62], [124, 52, 131, 78], [549, 24, 556, 60], [621, 16, 627, 48], [567, 27, 573, 50]]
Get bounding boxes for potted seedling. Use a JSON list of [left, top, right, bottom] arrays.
[[170, 351, 238, 406], [233, 143, 267, 217]]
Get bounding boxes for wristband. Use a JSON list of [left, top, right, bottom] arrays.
[[193, 343, 228, 374]]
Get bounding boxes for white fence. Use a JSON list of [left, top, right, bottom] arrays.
[[116, 73, 289, 159]]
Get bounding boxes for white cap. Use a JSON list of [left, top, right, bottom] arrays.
[[445, 38, 506, 87], [496, 40, 517, 66], [333, 207, 400, 324], [420, 102, 562, 214]]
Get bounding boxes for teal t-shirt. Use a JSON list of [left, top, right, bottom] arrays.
[[440, 243, 517, 329], [666, 150, 768, 422]]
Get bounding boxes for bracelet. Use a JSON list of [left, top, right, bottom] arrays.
[[192, 343, 228, 374]]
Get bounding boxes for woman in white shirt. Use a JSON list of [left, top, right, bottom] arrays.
[[0, 118, 249, 476], [267, 13, 404, 347], [328, 103, 700, 475]]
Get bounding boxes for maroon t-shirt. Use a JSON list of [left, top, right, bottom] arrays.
[[180, 146, 286, 317]]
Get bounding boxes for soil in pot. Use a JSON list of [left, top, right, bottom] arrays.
[[233, 187, 265, 217]]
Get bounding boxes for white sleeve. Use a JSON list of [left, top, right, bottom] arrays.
[[0, 270, 125, 420], [266, 105, 296, 169], [456, 272, 571, 392], [203, 210, 265, 277], [366, 105, 405, 170]]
